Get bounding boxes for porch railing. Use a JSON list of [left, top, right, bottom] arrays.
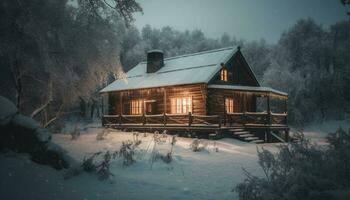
[[102, 113, 222, 127], [102, 112, 287, 127], [225, 112, 287, 126]]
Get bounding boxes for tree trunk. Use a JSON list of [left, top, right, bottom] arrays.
[[79, 97, 87, 118]]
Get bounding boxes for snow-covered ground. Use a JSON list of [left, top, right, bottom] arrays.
[[302, 119, 350, 143], [1, 120, 348, 200], [1, 126, 278, 200]]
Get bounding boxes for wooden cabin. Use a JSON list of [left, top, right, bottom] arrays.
[[100, 47, 289, 143]]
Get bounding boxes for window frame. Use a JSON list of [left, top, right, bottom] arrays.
[[170, 96, 192, 114], [130, 99, 143, 115], [220, 68, 228, 81], [225, 97, 234, 113]]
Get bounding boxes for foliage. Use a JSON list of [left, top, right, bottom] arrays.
[[235, 128, 350, 200], [96, 128, 108, 140], [80, 151, 118, 181], [0, 0, 140, 126], [70, 124, 81, 140], [190, 138, 208, 152], [118, 140, 136, 167]]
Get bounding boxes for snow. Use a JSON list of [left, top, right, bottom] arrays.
[[0, 95, 18, 125], [208, 84, 288, 96], [0, 125, 277, 200], [11, 114, 41, 131], [100, 47, 236, 93], [302, 119, 350, 143], [1, 119, 343, 200]]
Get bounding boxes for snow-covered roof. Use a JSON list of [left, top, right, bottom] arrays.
[[100, 47, 237, 92], [207, 84, 288, 97]]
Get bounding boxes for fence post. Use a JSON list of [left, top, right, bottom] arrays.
[[142, 113, 146, 125], [118, 114, 122, 127], [163, 113, 167, 126], [188, 112, 192, 127], [243, 112, 246, 126], [218, 115, 222, 128]]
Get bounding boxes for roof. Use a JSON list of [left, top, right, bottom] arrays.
[[100, 47, 237, 93], [208, 84, 288, 97]]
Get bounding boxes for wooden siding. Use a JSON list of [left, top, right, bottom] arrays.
[[207, 88, 256, 116], [210, 51, 259, 86], [107, 84, 207, 115]]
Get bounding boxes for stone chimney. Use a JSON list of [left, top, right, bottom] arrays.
[[147, 50, 164, 73]]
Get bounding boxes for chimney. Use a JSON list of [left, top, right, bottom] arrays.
[[147, 50, 164, 73]]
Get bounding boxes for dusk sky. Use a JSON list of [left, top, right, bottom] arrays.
[[134, 0, 349, 43]]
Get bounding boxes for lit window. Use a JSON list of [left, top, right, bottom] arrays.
[[130, 100, 143, 115], [225, 97, 234, 113], [170, 97, 192, 114], [220, 68, 228, 81]]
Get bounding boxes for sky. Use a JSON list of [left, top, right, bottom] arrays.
[[134, 0, 349, 44]]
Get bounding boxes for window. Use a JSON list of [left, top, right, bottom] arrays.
[[170, 97, 192, 114], [220, 68, 228, 81], [225, 97, 234, 113], [130, 100, 143, 115]]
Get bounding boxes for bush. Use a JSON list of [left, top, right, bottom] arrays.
[[70, 124, 80, 140], [190, 139, 207, 152], [96, 129, 108, 140], [97, 151, 114, 180], [234, 128, 350, 200], [119, 141, 136, 167]]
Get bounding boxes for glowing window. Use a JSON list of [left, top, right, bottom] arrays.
[[130, 100, 143, 115], [220, 68, 228, 81], [225, 97, 234, 113], [170, 97, 192, 114]]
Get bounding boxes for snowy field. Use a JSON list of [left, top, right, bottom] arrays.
[[1, 120, 348, 200], [0, 126, 278, 200]]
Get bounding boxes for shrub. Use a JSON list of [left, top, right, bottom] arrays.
[[82, 152, 101, 173], [119, 141, 136, 167], [70, 124, 80, 140], [190, 138, 207, 152], [234, 128, 350, 200], [97, 151, 114, 180], [133, 132, 142, 146], [96, 129, 108, 140]]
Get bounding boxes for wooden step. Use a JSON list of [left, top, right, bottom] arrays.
[[209, 133, 218, 140], [239, 134, 254, 138], [233, 131, 250, 135], [229, 129, 245, 132], [244, 136, 260, 141], [250, 139, 264, 144]]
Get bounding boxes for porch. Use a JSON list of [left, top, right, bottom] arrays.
[[102, 111, 289, 143]]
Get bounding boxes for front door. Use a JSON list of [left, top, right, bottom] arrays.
[[144, 101, 156, 115]]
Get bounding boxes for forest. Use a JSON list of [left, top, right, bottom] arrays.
[[1, 0, 349, 130], [1, 1, 350, 200]]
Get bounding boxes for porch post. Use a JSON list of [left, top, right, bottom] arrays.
[[163, 87, 167, 114], [266, 94, 271, 124], [120, 92, 123, 115], [284, 98, 288, 113]]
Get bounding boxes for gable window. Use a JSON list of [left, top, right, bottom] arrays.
[[220, 68, 228, 81], [170, 97, 192, 114], [225, 97, 234, 113], [130, 100, 143, 115]]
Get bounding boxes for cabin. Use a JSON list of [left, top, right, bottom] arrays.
[[100, 47, 289, 143]]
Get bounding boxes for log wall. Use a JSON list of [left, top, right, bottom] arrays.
[[106, 84, 207, 115], [207, 88, 256, 116]]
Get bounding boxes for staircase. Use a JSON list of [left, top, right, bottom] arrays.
[[228, 128, 264, 143]]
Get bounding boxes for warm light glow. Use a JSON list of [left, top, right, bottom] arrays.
[[170, 97, 192, 114], [225, 97, 234, 113], [130, 100, 143, 115], [220, 68, 228, 81]]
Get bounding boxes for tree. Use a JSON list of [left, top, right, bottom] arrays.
[[341, 0, 350, 15], [0, 0, 142, 128]]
